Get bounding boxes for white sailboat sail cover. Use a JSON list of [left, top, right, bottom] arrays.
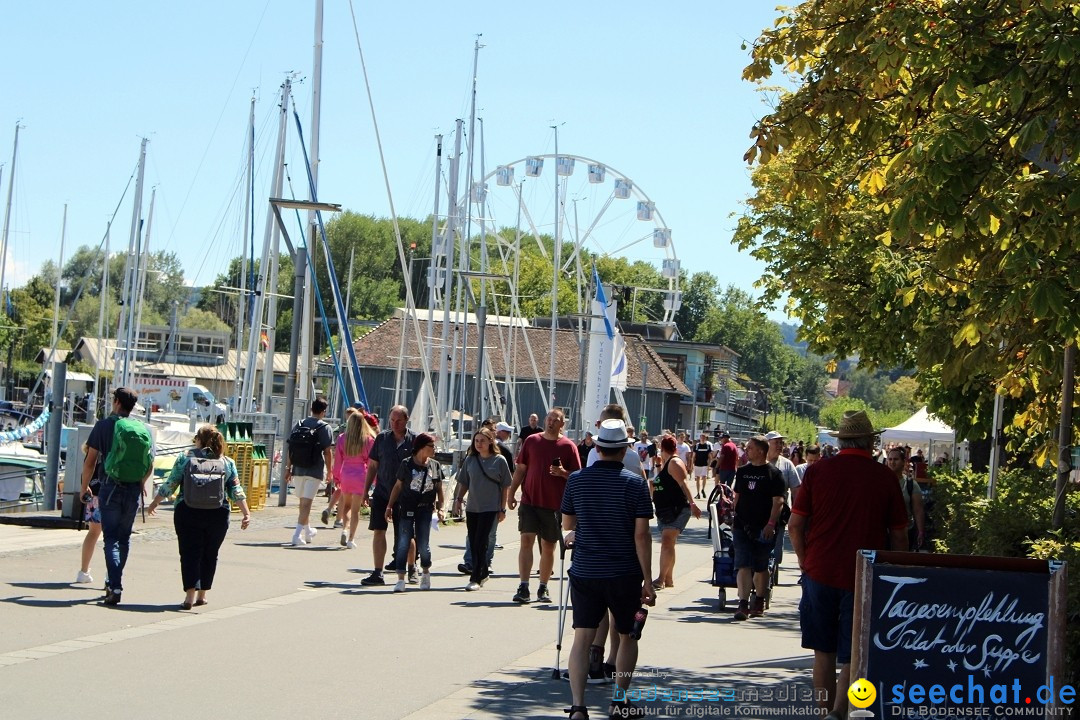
[[411, 375, 432, 435]]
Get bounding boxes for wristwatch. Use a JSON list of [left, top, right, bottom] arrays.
[[499, 508, 507, 513]]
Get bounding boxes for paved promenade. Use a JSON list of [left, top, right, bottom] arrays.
[[0, 497, 818, 719]]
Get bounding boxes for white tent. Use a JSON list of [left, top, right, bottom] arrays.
[[880, 406, 956, 445]]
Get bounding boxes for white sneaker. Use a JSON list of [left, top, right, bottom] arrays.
[[345, 540, 357, 549], [465, 582, 481, 591], [393, 580, 406, 593], [75, 571, 93, 584], [303, 526, 317, 542], [420, 573, 431, 590], [291, 528, 306, 546]]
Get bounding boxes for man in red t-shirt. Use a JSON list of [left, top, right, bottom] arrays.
[[716, 431, 738, 487], [789, 410, 908, 719], [507, 408, 582, 604]]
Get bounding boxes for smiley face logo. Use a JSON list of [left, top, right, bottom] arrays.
[[848, 678, 876, 709]]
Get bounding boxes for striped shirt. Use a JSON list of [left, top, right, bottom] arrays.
[[560, 460, 653, 579]]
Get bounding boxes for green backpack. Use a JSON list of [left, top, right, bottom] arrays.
[[104, 417, 154, 483]]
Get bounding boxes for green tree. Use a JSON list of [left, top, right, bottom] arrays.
[[694, 285, 793, 391], [883, 375, 921, 414], [180, 307, 230, 332], [674, 271, 720, 340], [847, 367, 891, 409], [737, 0, 1080, 459]]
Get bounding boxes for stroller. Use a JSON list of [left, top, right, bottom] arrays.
[[706, 483, 736, 610]]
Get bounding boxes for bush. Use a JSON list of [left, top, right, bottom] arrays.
[[931, 468, 1079, 683], [767, 414, 819, 445]]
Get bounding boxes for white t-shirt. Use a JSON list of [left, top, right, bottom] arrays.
[[677, 442, 692, 467], [586, 446, 646, 479]]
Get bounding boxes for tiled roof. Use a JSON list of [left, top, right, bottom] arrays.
[[71, 337, 292, 380], [348, 317, 691, 396]]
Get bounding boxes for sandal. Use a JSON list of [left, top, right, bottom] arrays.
[[565, 706, 589, 719], [194, 599, 208, 607], [180, 602, 192, 611]]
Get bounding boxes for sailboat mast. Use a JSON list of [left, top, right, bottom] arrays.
[[51, 204, 68, 356], [426, 134, 442, 402], [132, 188, 156, 362], [116, 138, 148, 389], [0, 123, 21, 310], [548, 127, 561, 412], [338, 247, 355, 416], [242, 79, 290, 411], [90, 221, 111, 423], [437, 120, 463, 436], [472, 117, 489, 422], [299, 0, 324, 411], [235, 95, 255, 411]]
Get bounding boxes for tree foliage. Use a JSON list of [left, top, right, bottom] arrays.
[[737, 0, 1080, 458]]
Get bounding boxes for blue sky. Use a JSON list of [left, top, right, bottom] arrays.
[[3, 1, 785, 320]]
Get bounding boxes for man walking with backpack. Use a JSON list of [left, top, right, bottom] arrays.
[[284, 399, 334, 546], [78, 388, 154, 606]]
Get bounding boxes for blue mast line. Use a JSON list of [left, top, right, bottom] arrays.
[[289, 108, 368, 408], [286, 205, 352, 411]]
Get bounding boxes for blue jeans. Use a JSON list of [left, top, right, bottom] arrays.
[[394, 506, 433, 571], [99, 479, 143, 592], [463, 518, 498, 569]]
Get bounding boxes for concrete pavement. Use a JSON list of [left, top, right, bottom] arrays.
[[0, 497, 820, 719]]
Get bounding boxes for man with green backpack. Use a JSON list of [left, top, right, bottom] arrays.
[[79, 387, 154, 606]]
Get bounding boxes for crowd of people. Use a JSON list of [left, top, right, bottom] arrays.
[[72, 390, 935, 719]]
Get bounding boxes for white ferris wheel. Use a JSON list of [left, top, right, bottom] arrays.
[[470, 154, 682, 324]]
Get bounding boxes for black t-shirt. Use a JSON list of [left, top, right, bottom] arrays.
[[394, 457, 445, 510], [734, 462, 785, 531], [86, 415, 122, 489], [693, 441, 713, 467], [519, 426, 543, 447]]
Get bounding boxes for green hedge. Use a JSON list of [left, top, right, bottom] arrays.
[[930, 468, 1079, 683]]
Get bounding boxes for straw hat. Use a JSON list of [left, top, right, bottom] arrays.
[[828, 410, 882, 439]]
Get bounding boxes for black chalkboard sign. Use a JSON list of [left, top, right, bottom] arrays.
[[851, 552, 1067, 716]]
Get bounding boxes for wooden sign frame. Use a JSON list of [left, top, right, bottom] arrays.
[[850, 551, 1067, 713]]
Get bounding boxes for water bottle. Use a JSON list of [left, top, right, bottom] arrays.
[[629, 607, 649, 640]]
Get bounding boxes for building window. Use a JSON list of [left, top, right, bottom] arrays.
[[658, 353, 687, 382]]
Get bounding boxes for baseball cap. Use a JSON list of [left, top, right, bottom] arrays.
[[495, 422, 514, 433], [763, 431, 785, 442]]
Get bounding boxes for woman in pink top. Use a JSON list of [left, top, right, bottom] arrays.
[[334, 411, 376, 548]]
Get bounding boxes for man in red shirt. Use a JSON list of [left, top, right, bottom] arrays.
[[716, 430, 738, 487], [507, 408, 582, 604], [789, 411, 908, 719]]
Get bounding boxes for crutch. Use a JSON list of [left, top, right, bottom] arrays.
[[551, 532, 573, 679]]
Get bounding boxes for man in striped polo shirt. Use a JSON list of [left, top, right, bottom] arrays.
[[560, 419, 656, 720]]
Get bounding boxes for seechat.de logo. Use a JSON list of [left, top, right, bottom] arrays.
[[848, 678, 876, 718]]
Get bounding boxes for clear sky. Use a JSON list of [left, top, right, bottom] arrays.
[[3, 1, 786, 320]]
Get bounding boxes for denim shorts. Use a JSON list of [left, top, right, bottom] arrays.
[[656, 505, 691, 533], [731, 524, 772, 573], [799, 575, 855, 663]]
